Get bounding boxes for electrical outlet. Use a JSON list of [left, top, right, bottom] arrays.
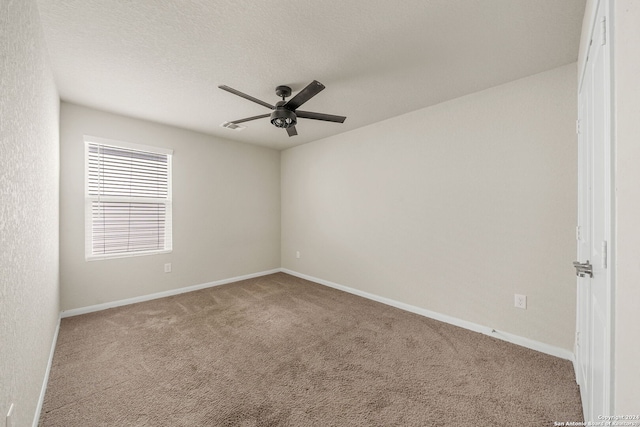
[[164, 263, 172, 273], [514, 294, 527, 309], [7, 403, 15, 427], [295, 251, 300, 259]]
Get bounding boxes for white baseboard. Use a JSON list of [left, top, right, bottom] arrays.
[[32, 315, 60, 427], [280, 268, 575, 362], [58, 266, 574, 362], [60, 269, 281, 318]]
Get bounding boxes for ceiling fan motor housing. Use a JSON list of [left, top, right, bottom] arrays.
[[270, 101, 297, 128]]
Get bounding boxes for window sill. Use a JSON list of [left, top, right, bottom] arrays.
[[86, 249, 172, 261]]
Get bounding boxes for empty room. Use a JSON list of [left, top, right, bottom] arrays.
[[2, 0, 639, 425]]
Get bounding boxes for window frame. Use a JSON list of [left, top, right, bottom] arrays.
[[84, 135, 173, 261]]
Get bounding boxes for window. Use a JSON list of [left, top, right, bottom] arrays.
[[85, 136, 173, 259]]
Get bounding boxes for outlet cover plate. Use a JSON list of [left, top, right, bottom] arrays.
[[514, 294, 527, 309]]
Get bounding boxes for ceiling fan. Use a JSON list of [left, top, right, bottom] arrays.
[[218, 80, 346, 137]]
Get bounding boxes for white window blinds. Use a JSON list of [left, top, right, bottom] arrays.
[[85, 137, 173, 259]]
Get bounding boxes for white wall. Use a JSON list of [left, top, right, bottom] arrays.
[[282, 64, 577, 351], [613, 0, 640, 414], [0, 1, 60, 426], [59, 103, 280, 310]]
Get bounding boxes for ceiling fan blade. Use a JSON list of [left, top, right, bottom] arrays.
[[286, 126, 298, 137], [296, 110, 346, 123], [218, 85, 275, 110], [230, 113, 270, 124], [284, 80, 325, 111]]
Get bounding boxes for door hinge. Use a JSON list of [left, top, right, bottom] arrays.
[[576, 225, 582, 241], [576, 119, 581, 135], [576, 331, 580, 348], [601, 17, 607, 45], [602, 240, 608, 269]]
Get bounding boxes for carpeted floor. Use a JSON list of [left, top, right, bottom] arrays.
[[40, 272, 583, 426]]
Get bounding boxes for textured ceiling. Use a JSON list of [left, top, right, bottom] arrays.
[[37, 0, 585, 150]]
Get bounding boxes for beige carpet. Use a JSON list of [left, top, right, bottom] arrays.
[[40, 272, 583, 426]]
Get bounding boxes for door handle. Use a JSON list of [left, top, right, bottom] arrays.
[[573, 260, 593, 278]]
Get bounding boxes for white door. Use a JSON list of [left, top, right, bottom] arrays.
[[575, 0, 612, 421]]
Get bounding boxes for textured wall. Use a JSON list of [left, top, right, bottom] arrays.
[[59, 103, 280, 311], [282, 64, 577, 351], [0, 1, 60, 426]]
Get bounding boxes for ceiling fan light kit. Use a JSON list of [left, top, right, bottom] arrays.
[[218, 80, 346, 137], [270, 101, 297, 129]]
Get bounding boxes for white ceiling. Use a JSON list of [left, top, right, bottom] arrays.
[[37, 0, 586, 150]]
